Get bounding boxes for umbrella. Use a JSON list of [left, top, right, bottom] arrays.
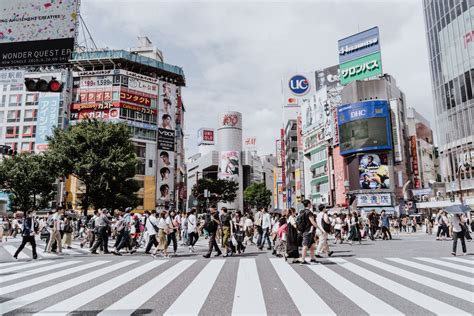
[[444, 204, 471, 214]]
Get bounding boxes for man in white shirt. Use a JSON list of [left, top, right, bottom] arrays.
[[315, 204, 333, 258], [254, 208, 263, 247], [258, 208, 272, 250], [144, 210, 159, 254], [46, 208, 63, 254]]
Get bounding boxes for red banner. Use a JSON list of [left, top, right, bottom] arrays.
[[120, 91, 151, 107]]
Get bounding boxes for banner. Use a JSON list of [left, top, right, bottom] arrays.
[[358, 153, 390, 190], [0, 0, 78, 67], [0, 69, 25, 84], [35, 93, 60, 152], [219, 151, 240, 181], [244, 137, 257, 151]]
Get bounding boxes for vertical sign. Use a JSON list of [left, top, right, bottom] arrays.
[[295, 168, 302, 203], [410, 136, 421, 189], [35, 93, 60, 152], [296, 113, 303, 152], [280, 128, 286, 189]]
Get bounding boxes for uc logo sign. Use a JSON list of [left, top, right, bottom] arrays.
[[289, 75, 310, 95]]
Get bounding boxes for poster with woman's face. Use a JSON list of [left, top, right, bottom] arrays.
[[359, 153, 390, 189], [219, 151, 240, 182]]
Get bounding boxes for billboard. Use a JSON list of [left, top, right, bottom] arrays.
[[197, 128, 215, 145], [0, 0, 78, 67], [219, 151, 240, 181], [338, 100, 392, 156], [316, 65, 341, 91], [338, 26, 380, 64], [339, 52, 382, 85], [359, 153, 390, 189], [281, 72, 316, 108], [35, 93, 60, 152], [356, 193, 391, 207]]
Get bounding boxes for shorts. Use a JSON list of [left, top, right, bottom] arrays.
[[302, 231, 315, 247]]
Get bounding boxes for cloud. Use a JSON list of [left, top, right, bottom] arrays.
[[80, 0, 433, 155]]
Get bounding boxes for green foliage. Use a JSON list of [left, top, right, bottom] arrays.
[[191, 178, 239, 210], [0, 153, 59, 212], [244, 182, 272, 210], [47, 120, 140, 214]]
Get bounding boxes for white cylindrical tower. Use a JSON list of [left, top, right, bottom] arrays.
[[217, 111, 243, 210]]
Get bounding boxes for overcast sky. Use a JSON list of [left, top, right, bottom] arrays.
[[81, 0, 433, 157]]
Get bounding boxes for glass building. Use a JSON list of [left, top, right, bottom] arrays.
[[422, 0, 473, 200]]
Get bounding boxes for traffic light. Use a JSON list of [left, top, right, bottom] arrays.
[[24, 77, 63, 92], [0, 145, 17, 157]]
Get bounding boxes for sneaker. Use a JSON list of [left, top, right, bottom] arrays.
[[310, 259, 318, 263], [462, 253, 467, 256], [130, 250, 136, 255], [191, 246, 195, 252], [328, 251, 334, 257], [202, 254, 211, 258], [299, 260, 309, 265], [315, 255, 323, 258], [90, 251, 98, 254], [13, 256, 18, 260], [214, 252, 222, 257], [451, 252, 456, 256]]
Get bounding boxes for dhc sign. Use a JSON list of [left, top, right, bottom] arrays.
[[288, 75, 310, 95]]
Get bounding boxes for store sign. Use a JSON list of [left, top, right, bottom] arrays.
[[0, 69, 25, 84], [0, 0, 78, 67], [288, 75, 310, 95], [127, 77, 158, 95], [120, 91, 151, 107], [410, 136, 421, 189], [35, 93, 60, 151], [79, 91, 113, 103], [71, 108, 120, 121], [280, 129, 286, 186], [197, 128, 215, 145], [282, 72, 316, 108], [157, 128, 175, 151], [338, 27, 380, 64], [127, 120, 158, 131], [303, 128, 325, 153], [339, 52, 382, 85], [222, 113, 239, 127], [80, 76, 114, 88], [121, 103, 157, 115], [72, 102, 118, 111], [357, 193, 391, 207], [297, 113, 303, 151]]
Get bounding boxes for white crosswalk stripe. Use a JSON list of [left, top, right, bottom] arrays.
[[232, 258, 267, 315], [386, 257, 473, 285], [1, 256, 473, 315], [442, 257, 474, 265], [358, 258, 474, 302], [416, 257, 474, 273], [3, 244, 29, 259], [1, 260, 136, 314]]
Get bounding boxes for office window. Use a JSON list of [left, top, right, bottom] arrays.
[[22, 125, 36, 137], [25, 93, 38, 106], [8, 94, 22, 107], [6, 126, 17, 138], [0, 95, 5, 107], [21, 142, 31, 152], [7, 110, 20, 122], [0, 111, 3, 124], [10, 84, 23, 91], [24, 109, 37, 122]]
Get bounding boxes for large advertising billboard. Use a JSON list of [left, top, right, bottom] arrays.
[[358, 153, 390, 189], [339, 52, 382, 85], [338, 26, 380, 64], [219, 151, 240, 181], [0, 0, 79, 67], [281, 72, 316, 108], [338, 100, 392, 155], [35, 93, 60, 152]]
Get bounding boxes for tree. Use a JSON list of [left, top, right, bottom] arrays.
[[47, 119, 140, 215], [191, 178, 239, 210], [244, 182, 272, 210], [0, 153, 59, 212]]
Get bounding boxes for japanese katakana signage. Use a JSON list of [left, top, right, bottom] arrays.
[[339, 52, 382, 85], [120, 90, 151, 107]]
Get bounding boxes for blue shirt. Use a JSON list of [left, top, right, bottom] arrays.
[[381, 214, 390, 227]]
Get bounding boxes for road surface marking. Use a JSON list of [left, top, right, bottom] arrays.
[[270, 258, 335, 315], [0, 260, 79, 283], [442, 257, 474, 265], [232, 259, 267, 315], [416, 257, 474, 273], [3, 244, 29, 259], [24, 245, 57, 258], [164, 260, 225, 315], [0, 260, 51, 274]]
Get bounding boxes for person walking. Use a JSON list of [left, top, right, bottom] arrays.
[[258, 208, 272, 250], [234, 211, 246, 254], [13, 211, 38, 260], [180, 212, 188, 246], [90, 209, 111, 254], [298, 200, 318, 264], [220, 207, 233, 255], [381, 210, 392, 240], [46, 208, 63, 254], [152, 211, 170, 258], [315, 204, 333, 258], [166, 211, 178, 256], [254, 208, 263, 247], [451, 213, 467, 256], [187, 208, 199, 252], [285, 208, 300, 263], [62, 217, 74, 249], [144, 210, 159, 254], [203, 206, 222, 258], [348, 211, 362, 245], [333, 214, 343, 244]]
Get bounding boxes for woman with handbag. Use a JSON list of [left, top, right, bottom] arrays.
[[285, 208, 300, 263], [233, 211, 246, 254], [152, 211, 170, 258]]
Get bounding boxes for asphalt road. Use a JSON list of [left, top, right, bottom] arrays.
[[0, 232, 473, 315]]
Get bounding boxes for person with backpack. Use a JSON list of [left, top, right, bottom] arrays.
[[297, 200, 319, 264], [46, 208, 63, 255], [187, 208, 199, 252], [62, 217, 74, 249], [202, 206, 222, 258], [13, 210, 38, 260], [113, 208, 135, 255], [90, 209, 111, 254], [144, 210, 159, 254], [315, 204, 333, 258]]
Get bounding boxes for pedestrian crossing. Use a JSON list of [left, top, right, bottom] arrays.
[[1, 256, 472, 315]]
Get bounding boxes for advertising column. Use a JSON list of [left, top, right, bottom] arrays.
[[217, 112, 243, 210], [157, 81, 177, 207]]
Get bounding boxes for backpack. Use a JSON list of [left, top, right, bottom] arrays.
[[87, 217, 96, 230], [64, 224, 73, 233], [47, 216, 54, 228], [296, 210, 310, 233], [203, 215, 216, 232]]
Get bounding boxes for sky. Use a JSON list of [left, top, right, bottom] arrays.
[[80, 0, 433, 157]]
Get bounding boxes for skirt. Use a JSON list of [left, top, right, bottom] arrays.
[[156, 229, 167, 250]]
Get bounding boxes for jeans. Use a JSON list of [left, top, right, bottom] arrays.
[[116, 230, 132, 252], [167, 231, 177, 253], [256, 226, 263, 246], [382, 226, 392, 240], [259, 228, 272, 249], [206, 232, 221, 255], [91, 226, 109, 253], [145, 234, 158, 253], [452, 231, 466, 254], [15, 235, 37, 258], [188, 232, 199, 247]]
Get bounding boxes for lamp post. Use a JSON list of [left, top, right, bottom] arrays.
[[457, 162, 471, 206]]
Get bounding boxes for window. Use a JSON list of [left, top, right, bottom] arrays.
[[0, 111, 3, 124], [0, 95, 5, 107], [25, 93, 38, 106], [6, 126, 18, 138], [10, 84, 23, 91], [148, 159, 153, 168], [24, 109, 36, 122], [8, 94, 22, 107], [21, 142, 32, 152], [7, 110, 20, 122], [22, 125, 36, 137]]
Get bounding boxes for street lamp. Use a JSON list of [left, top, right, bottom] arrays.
[[457, 162, 471, 205]]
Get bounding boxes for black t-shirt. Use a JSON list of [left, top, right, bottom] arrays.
[[221, 213, 231, 227], [205, 213, 219, 233]]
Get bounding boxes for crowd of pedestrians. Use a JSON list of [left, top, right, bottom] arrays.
[[4, 201, 472, 261]]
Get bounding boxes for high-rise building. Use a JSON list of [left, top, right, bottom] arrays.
[[67, 38, 186, 211], [422, 0, 473, 202]]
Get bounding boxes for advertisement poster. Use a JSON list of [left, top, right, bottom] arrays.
[[219, 151, 240, 181], [35, 93, 60, 152], [0, 0, 78, 67], [157, 81, 177, 203], [359, 153, 390, 190], [281, 72, 316, 108]]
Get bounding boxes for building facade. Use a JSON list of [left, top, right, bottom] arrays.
[[423, 0, 474, 202]]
